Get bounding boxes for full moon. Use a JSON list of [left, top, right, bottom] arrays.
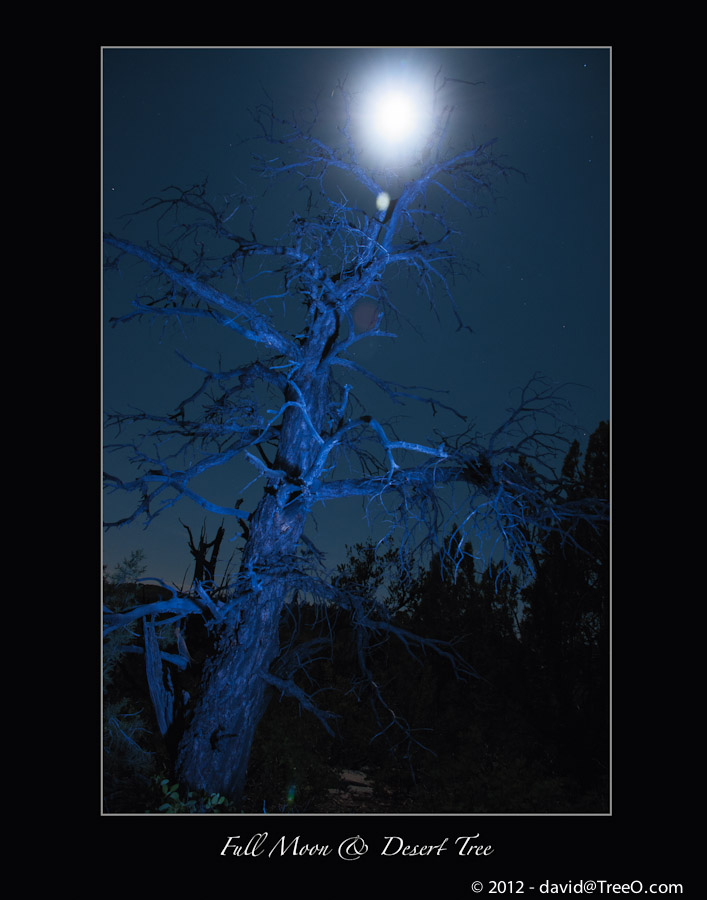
[[372, 90, 418, 144]]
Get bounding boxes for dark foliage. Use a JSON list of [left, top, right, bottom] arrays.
[[104, 425, 608, 813], [247, 422, 609, 813]]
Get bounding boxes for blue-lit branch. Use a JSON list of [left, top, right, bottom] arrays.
[[104, 234, 299, 357], [259, 670, 340, 737], [103, 578, 226, 637]]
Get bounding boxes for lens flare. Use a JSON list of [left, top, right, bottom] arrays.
[[376, 192, 390, 212]]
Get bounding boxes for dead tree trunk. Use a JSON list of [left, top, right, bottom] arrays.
[[175, 586, 282, 800], [175, 402, 319, 801], [182, 520, 225, 585]]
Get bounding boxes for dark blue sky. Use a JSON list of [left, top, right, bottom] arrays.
[[102, 46, 610, 586]]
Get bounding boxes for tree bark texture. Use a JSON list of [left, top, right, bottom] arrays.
[[175, 586, 282, 801], [175, 371, 326, 801]]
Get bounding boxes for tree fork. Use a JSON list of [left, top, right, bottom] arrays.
[[175, 471, 313, 800]]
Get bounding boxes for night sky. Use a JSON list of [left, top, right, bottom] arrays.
[[102, 46, 610, 587]]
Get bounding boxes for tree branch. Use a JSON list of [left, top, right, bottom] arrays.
[[259, 670, 340, 737], [104, 234, 298, 358]]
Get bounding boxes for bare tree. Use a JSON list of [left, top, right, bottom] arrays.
[[103, 76, 606, 803], [181, 519, 226, 586]]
